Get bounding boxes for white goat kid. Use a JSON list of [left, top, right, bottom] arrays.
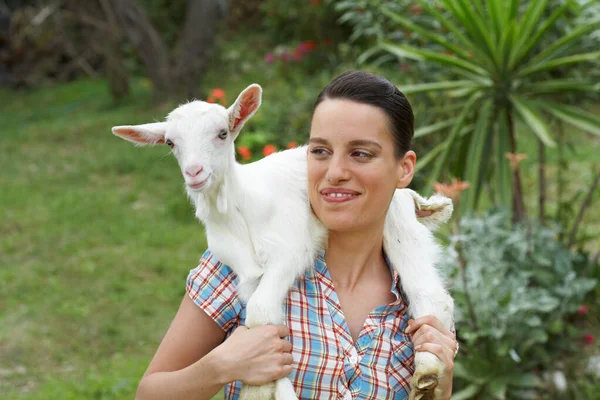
[[112, 84, 454, 400]]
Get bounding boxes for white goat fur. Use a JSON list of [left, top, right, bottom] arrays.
[[112, 84, 454, 400]]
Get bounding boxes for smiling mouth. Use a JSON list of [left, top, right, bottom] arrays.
[[187, 175, 211, 190], [321, 190, 360, 203]]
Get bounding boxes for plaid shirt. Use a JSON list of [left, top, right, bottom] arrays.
[[187, 250, 415, 399]]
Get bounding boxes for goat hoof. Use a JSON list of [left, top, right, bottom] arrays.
[[417, 374, 438, 391], [409, 374, 438, 400]]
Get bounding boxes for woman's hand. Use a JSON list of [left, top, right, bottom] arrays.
[[210, 324, 294, 386], [406, 315, 457, 399]]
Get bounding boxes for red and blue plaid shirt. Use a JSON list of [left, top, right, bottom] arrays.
[[187, 250, 415, 399]]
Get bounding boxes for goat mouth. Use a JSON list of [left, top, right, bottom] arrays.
[[187, 175, 211, 190]]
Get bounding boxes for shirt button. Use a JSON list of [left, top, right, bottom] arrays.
[[348, 355, 358, 365]]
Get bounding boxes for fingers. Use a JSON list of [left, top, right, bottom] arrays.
[[405, 315, 452, 338], [281, 339, 292, 353], [414, 342, 454, 371], [406, 315, 458, 371], [280, 352, 294, 366], [410, 323, 455, 351], [276, 324, 291, 338]]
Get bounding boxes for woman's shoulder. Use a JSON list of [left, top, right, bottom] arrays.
[[186, 249, 243, 331]]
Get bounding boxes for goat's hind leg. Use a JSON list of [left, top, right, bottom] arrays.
[[384, 189, 454, 400]]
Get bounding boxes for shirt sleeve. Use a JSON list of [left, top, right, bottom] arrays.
[[186, 249, 243, 332]]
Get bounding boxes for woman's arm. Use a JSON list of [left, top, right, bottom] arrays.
[[406, 315, 457, 400], [136, 294, 293, 400]]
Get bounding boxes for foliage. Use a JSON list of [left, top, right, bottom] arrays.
[[441, 211, 597, 399], [362, 0, 600, 221], [260, 0, 350, 46]]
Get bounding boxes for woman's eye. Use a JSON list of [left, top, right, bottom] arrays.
[[352, 150, 373, 158], [217, 130, 228, 140], [310, 148, 329, 156], [165, 139, 174, 148]]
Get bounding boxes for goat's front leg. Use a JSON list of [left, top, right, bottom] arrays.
[[241, 257, 301, 400]]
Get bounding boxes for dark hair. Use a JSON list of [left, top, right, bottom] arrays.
[[313, 70, 414, 158]]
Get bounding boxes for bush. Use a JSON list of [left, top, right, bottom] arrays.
[[441, 211, 597, 399]]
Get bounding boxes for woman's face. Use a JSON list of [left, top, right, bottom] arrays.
[[307, 98, 415, 234]]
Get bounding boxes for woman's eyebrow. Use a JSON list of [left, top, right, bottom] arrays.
[[309, 137, 329, 145], [348, 139, 382, 149]]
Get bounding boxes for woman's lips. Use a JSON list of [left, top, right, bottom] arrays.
[[320, 188, 360, 203]]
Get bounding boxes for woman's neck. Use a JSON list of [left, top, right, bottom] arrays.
[[325, 223, 387, 291]]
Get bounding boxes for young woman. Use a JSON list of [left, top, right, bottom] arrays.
[[135, 71, 456, 400]]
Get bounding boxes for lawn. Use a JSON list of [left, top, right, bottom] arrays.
[[1, 76, 598, 400], [0, 79, 220, 399]]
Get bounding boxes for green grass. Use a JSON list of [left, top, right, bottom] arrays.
[[0, 79, 218, 399]]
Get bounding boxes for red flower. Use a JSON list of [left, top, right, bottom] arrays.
[[577, 304, 589, 315], [237, 146, 252, 161], [311, 0, 320, 5], [263, 144, 277, 157], [304, 40, 317, 51], [264, 52, 275, 64], [293, 47, 304, 62], [280, 53, 291, 63], [322, 39, 332, 47], [210, 88, 226, 99], [585, 335, 595, 345], [287, 141, 299, 149], [206, 96, 216, 104], [410, 4, 423, 14], [433, 179, 471, 202]]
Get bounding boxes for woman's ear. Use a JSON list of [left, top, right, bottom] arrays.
[[396, 150, 416, 189]]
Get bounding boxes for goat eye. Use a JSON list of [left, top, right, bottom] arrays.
[[217, 130, 228, 140], [165, 139, 174, 148]]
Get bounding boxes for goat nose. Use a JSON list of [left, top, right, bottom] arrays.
[[185, 164, 203, 177]]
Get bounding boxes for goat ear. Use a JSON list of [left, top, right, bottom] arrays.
[[227, 84, 262, 133], [112, 123, 167, 146], [408, 189, 454, 231]]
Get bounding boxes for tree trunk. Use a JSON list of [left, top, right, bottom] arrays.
[[111, 0, 171, 99], [173, 0, 224, 100], [538, 138, 545, 225], [111, 0, 224, 101], [506, 110, 526, 223], [99, 0, 130, 101]]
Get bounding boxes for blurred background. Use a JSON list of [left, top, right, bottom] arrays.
[[0, 0, 599, 399]]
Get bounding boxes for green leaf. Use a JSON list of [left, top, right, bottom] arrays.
[[414, 118, 458, 138], [453, 0, 499, 65], [510, 96, 556, 147], [415, 0, 495, 68], [462, 100, 492, 213], [400, 81, 478, 95], [488, 379, 508, 399], [518, 52, 600, 77], [451, 384, 480, 400], [510, 0, 549, 67], [525, 80, 600, 94], [528, 20, 600, 66], [379, 42, 489, 77], [495, 108, 513, 211], [429, 93, 482, 187], [508, 0, 571, 69], [542, 102, 600, 136], [511, 373, 542, 388], [380, 6, 472, 61], [415, 140, 447, 173]]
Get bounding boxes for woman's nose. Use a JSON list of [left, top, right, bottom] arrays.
[[325, 154, 350, 183]]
